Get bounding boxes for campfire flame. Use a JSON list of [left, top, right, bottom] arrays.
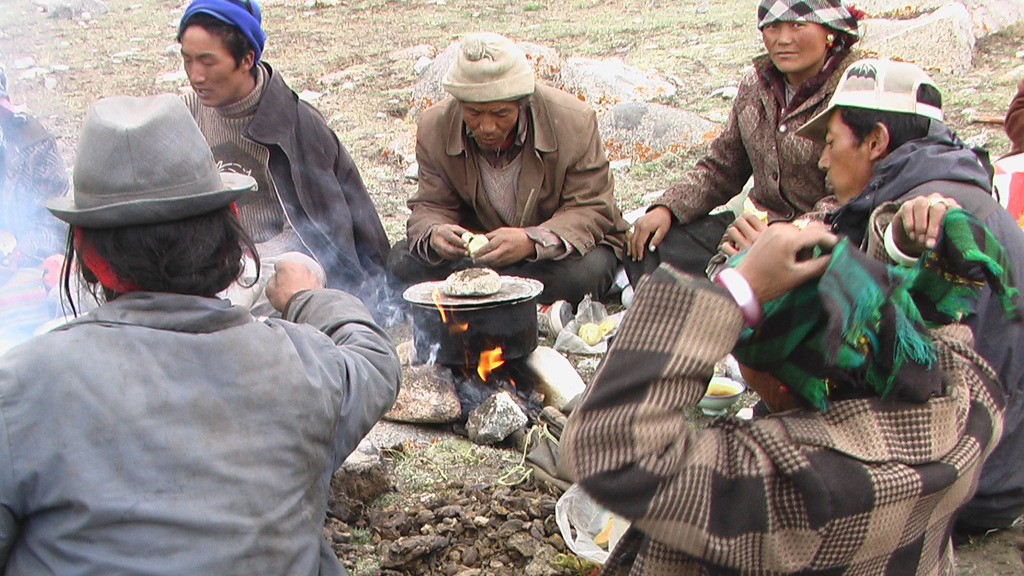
[[477, 347, 505, 381], [431, 288, 468, 334], [431, 288, 448, 322]]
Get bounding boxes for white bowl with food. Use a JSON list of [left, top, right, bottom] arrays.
[[698, 376, 747, 416]]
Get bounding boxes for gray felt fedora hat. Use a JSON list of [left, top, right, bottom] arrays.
[[47, 94, 255, 228]]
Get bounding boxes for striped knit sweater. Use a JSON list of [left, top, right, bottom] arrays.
[[182, 65, 307, 258]]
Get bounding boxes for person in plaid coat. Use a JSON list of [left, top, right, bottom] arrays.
[[562, 218, 1009, 575]]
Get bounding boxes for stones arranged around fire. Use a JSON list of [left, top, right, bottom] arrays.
[[386, 341, 587, 445], [328, 444, 587, 576]]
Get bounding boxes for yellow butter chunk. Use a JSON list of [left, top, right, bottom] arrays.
[[578, 323, 602, 346]]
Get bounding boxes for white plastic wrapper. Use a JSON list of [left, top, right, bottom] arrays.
[[555, 483, 631, 564], [553, 294, 624, 355]]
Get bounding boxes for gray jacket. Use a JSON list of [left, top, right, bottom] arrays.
[[0, 290, 400, 575]]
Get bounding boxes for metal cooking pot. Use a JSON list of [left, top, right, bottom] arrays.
[[403, 276, 543, 366]]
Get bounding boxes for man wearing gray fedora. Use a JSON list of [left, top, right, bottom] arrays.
[[0, 94, 400, 575]]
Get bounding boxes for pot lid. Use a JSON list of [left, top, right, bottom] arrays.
[[403, 275, 543, 308]]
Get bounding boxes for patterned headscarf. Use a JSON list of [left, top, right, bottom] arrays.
[[757, 0, 860, 38], [732, 209, 1022, 411]]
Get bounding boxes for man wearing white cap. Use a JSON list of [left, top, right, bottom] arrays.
[[389, 32, 629, 312], [795, 58, 1024, 535]]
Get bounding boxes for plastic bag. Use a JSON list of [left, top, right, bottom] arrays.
[[555, 483, 630, 564], [553, 294, 623, 355]]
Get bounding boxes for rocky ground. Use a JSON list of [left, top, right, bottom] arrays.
[[3, 0, 1024, 574]]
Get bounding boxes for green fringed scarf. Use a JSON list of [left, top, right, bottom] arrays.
[[731, 209, 1023, 412]]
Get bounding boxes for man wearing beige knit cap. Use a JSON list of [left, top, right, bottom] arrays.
[[388, 32, 628, 313]]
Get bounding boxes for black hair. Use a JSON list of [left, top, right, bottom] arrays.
[[838, 84, 943, 153], [830, 30, 858, 56], [177, 13, 257, 77], [61, 207, 259, 314]]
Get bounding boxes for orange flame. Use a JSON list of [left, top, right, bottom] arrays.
[[431, 288, 448, 323], [477, 347, 505, 381], [431, 287, 469, 333]]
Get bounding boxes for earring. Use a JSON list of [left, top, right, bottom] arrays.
[[826, 34, 835, 43]]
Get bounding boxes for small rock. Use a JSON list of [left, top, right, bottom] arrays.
[[465, 391, 528, 445], [384, 133, 415, 165], [155, 69, 188, 84], [385, 343, 462, 424], [319, 66, 368, 86], [413, 55, 433, 75], [524, 544, 568, 576], [710, 85, 739, 99], [297, 89, 322, 102], [506, 531, 538, 557], [379, 534, 449, 568], [13, 57, 35, 70], [610, 158, 632, 171]]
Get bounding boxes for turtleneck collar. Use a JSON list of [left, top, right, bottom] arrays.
[[216, 63, 267, 120]]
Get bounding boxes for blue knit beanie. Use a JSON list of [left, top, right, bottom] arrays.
[[179, 0, 267, 64]]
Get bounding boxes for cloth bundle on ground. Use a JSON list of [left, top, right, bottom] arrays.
[[732, 208, 1023, 411]]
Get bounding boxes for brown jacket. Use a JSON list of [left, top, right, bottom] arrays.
[[562, 265, 1003, 576], [1004, 78, 1024, 155], [408, 84, 628, 258], [657, 53, 858, 224]]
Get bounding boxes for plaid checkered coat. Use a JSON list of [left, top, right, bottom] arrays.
[[561, 265, 1005, 575]]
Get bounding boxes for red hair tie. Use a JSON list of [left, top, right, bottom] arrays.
[[73, 227, 141, 294]]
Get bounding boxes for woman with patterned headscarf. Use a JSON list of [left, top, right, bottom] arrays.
[[626, 0, 864, 282]]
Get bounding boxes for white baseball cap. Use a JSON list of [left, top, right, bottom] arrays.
[[797, 59, 943, 142]]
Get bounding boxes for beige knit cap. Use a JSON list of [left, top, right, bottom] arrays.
[[443, 33, 535, 102]]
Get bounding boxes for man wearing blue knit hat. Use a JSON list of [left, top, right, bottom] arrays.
[[176, 0, 397, 325]]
